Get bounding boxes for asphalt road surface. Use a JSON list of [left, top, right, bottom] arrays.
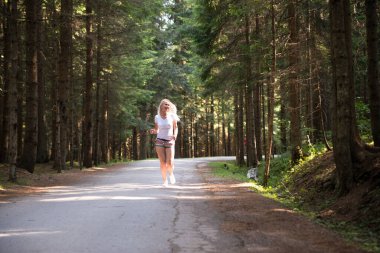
[[0, 157, 238, 253]]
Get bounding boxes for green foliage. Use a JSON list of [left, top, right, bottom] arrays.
[[209, 161, 250, 182], [356, 100, 372, 143], [257, 154, 292, 188]]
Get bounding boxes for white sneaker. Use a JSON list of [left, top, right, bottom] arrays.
[[163, 180, 168, 187], [169, 174, 176, 184]]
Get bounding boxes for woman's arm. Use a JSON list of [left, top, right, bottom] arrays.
[[173, 120, 178, 140], [150, 122, 158, 134]]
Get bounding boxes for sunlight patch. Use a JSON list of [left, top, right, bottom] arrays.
[[0, 230, 62, 238], [39, 196, 157, 202]]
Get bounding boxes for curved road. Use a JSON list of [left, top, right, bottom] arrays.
[[0, 157, 238, 253]]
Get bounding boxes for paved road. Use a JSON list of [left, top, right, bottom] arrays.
[[0, 157, 237, 253]]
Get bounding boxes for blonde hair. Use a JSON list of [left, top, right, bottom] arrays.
[[158, 99, 180, 121]]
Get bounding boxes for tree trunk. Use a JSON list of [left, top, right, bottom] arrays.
[[20, 0, 39, 173], [8, 0, 18, 181], [365, 0, 380, 147], [132, 126, 138, 160], [0, 1, 10, 163], [235, 86, 245, 166], [94, 4, 102, 165], [244, 14, 258, 168], [57, 0, 72, 171], [210, 96, 216, 156], [16, 29, 23, 160], [264, 0, 276, 187], [279, 81, 287, 153], [222, 99, 227, 156], [0, 1, 3, 160], [82, 0, 93, 168], [49, 2, 59, 162], [36, 0, 49, 163], [139, 107, 148, 160], [305, 0, 314, 143], [100, 78, 109, 163], [254, 15, 262, 162], [288, 1, 302, 164], [329, 0, 360, 195]]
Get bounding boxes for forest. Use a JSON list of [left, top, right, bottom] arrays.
[[0, 0, 379, 199]]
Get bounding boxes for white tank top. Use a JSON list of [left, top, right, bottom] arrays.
[[155, 114, 175, 140]]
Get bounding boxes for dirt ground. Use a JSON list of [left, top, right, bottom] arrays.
[[196, 164, 369, 253], [0, 162, 370, 253]]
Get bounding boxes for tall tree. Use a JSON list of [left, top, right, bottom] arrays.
[[365, 0, 380, 146], [8, 0, 18, 181], [0, 0, 10, 163], [93, 1, 102, 166], [264, 0, 276, 187], [100, 78, 109, 163], [82, 0, 93, 168], [56, 0, 72, 171], [288, 0, 302, 164], [244, 13, 258, 168], [20, 0, 39, 173], [253, 14, 262, 162], [36, 0, 49, 163], [329, 0, 360, 195]]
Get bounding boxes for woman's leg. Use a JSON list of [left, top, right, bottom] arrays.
[[156, 146, 168, 183], [166, 145, 175, 184]]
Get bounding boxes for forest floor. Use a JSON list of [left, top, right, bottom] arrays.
[[0, 155, 379, 252]]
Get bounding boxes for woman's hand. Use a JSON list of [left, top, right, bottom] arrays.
[[149, 129, 157, 134]]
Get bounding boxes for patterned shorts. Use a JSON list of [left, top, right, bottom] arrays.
[[155, 138, 174, 148]]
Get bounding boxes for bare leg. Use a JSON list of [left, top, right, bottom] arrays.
[[166, 145, 175, 184], [166, 146, 174, 175], [156, 146, 167, 183]]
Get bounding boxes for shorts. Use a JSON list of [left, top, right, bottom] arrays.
[[155, 138, 174, 148]]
